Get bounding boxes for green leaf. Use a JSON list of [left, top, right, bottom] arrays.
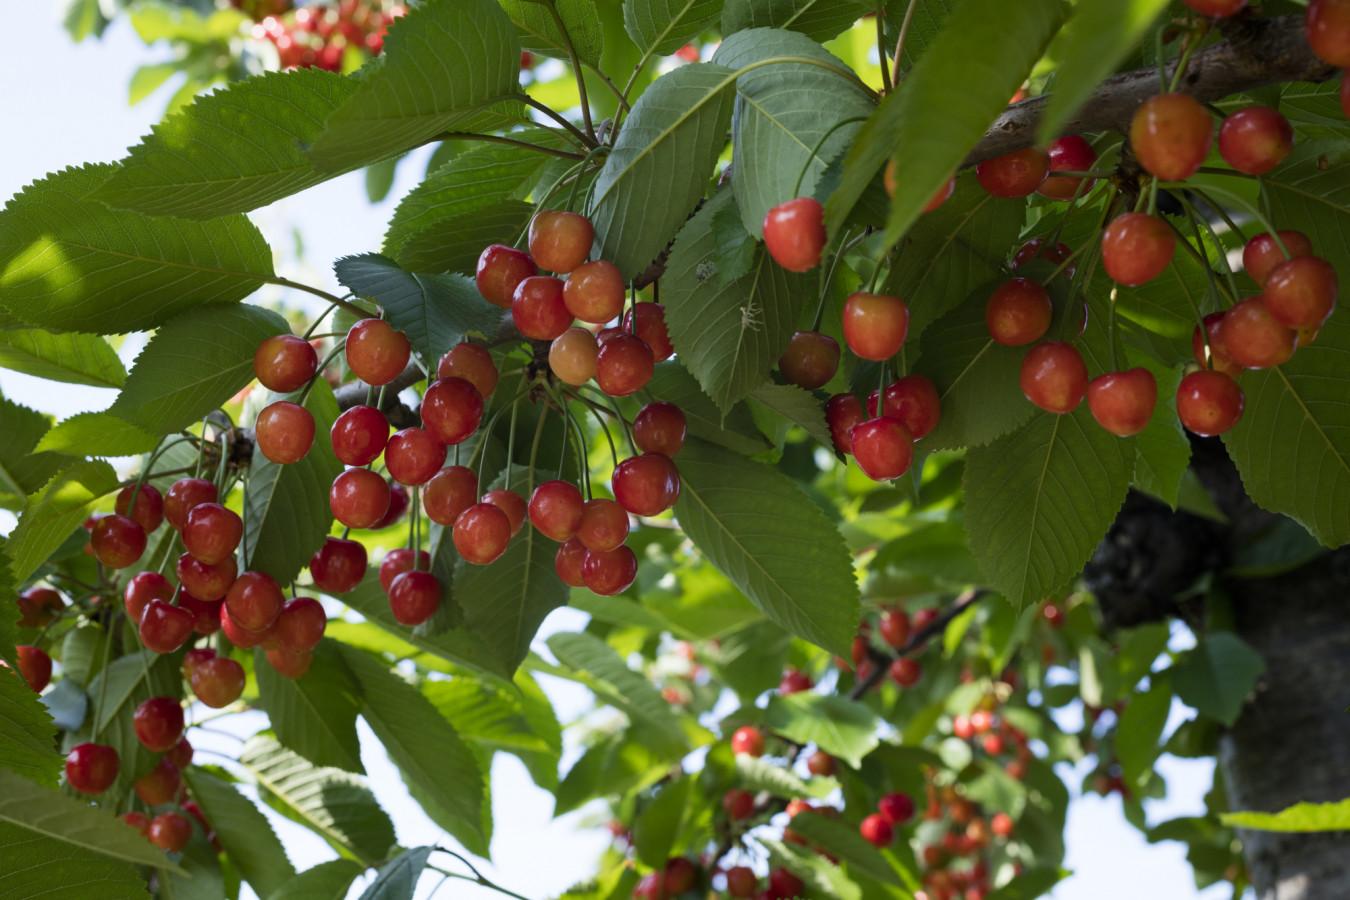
[[721, 0, 871, 43], [0, 821, 150, 899], [884, 0, 955, 75], [307, 0, 523, 173], [788, 811, 901, 885], [244, 379, 344, 585], [267, 859, 367, 900], [35, 413, 161, 458], [1116, 672, 1173, 787], [764, 693, 879, 767], [748, 383, 833, 448], [985, 867, 1066, 900], [1172, 632, 1265, 727], [1131, 362, 1189, 508], [0, 538, 18, 665], [334, 254, 508, 366], [396, 201, 535, 277], [160, 833, 226, 900], [500, 0, 604, 67], [624, 0, 723, 56], [964, 406, 1134, 608], [762, 836, 861, 900], [1263, 142, 1350, 275], [96, 69, 359, 218], [1036, 0, 1171, 146], [589, 63, 736, 279], [240, 735, 396, 866], [128, 62, 178, 106], [645, 361, 769, 456], [734, 754, 825, 799], [8, 461, 118, 582], [0, 165, 275, 334], [183, 768, 297, 897], [0, 329, 125, 387], [0, 667, 61, 786], [674, 438, 859, 655], [84, 650, 181, 797], [254, 640, 363, 773], [1221, 798, 1350, 833], [128, 3, 248, 42], [662, 192, 815, 410], [339, 646, 490, 856], [423, 673, 561, 789], [357, 846, 432, 900], [712, 28, 873, 237], [0, 394, 70, 507], [633, 777, 690, 868]]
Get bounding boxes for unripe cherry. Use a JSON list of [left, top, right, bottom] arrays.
[[842, 292, 908, 361], [256, 400, 315, 464], [1020, 342, 1088, 413], [344, 318, 411, 386], [255, 333, 318, 392], [563, 260, 626, 323], [423, 465, 478, 526], [437, 342, 498, 399], [763, 197, 827, 272]]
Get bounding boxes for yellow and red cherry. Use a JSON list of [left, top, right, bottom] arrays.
[[1101, 212, 1175, 286], [266, 645, 313, 679], [254, 334, 318, 392], [1177, 370, 1245, 435], [633, 402, 686, 457], [595, 333, 654, 396], [623, 303, 674, 361], [806, 750, 835, 777], [453, 502, 513, 565], [850, 417, 914, 480], [842, 292, 909, 361], [66, 743, 119, 794], [512, 275, 573, 340], [220, 602, 270, 649], [378, 548, 430, 593], [384, 427, 446, 486], [778, 330, 840, 390], [1263, 256, 1338, 330], [529, 480, 584, 541], [476, 243, 537, 308], [91, 514, 147, 568], [125, 571, 173, 622], [423, 465, 478, 526], [577, 498, 629, 552], [1039, 135, 1097, 200], [1087, 368, 1158, 437], [563, 259, 626, 323], [329, 468, 392, 528], [190, 655, 246, 708], [1020, 342, 1088, 413], [256, 400, 315, 464], [420, 377, 485, 445], [549, 327, 598, 385], [133, 697, 184, 752], [1129, 93, 1213, 181], [345, 319, 411, 386], [273, 597, 326, 651], [1219, 297, 1296, 368], [176, 553, 236, 602], [1192, 311, 1243, 376], [763, 197, 827, 273], [528, 210, 594, 274], [1307, 0, 1350, 67], [825, 393, 863, 454], [16, 645, 51, 692], [1219, 106, 1294, 175], [612, 453, 681, 516], [975, 147, 1049, 198], [437, 342, 498, 399], [309, 537, 367, 594], [164, 477, 217, 531], [986, 278, 1053, 346], [581, 545, 638, 595], [555, 538, 588, 587], [182, 503, 242, 565], [115, 483, 163, 533], [330, 405, 389, 467], [1242, 230, 1313, 286], [388, 570, 440, 626], [482, 489, 527, 535]]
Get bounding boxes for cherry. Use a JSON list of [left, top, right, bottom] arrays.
[[133, 696, 185, 752], [330, 468, 392, 528], [254, 333, 318, 392], [778, 668, 812, 694], [1220, 297, 1296, 368], [778, 330, 840, 389], [633, 402, 686, 457], [763, 197, 827, 272], [889, 656, 922, 686], [1038, 135, 1098, 200], [384, 428, 445, 486], [423, 465, 478, 526], [730, 725, 765, 756], [168, 737, 194, 770], [1219, 106, 1294, 175], [622, 303, 674, 361], [849, 417, 914, 481], [482, 489, 527, 535], [420, 377, 484, 445], [164, 478, 218, 531], [121, 811, 151, 836], [91, 514, 147, 568], [1130, 92, 1213, 181], [632, 873, 663, 900], [529, 480, 584, 541], [577, 498, 629, 551], [1012, 238, 1075, 273], [183, 649, 216, 685], [612, 453, 681, 516], [309, 537, 367, 593], [330, 405, 390, 466], [548, 326, 598, 386], [266, 645, 313, 678], [124, 572, 172, 622], [1183, 0, 1246, 15], [970, 710, 995, 733], [256, 400, 315, 464], [843, 292, 908, 361], [879, 608, 911, 648], [991, 811, 1015, 838], [883, 161, 955, 213], [1020, 342, 1088, 413], [453, 502, 512, 564], [115, 483, 164, 533], [975, 147, 1048, 198], [879, 792, 915, 825], [582, 545, 638, 595], [528, 210, 594, 273], [1307, 0, 1350, 67], [437, 342, 499, 399], [65, 743, 119, 794], [555, 538, 588, 587], [595, 333, 654, 396], [986, 278, 1053, 346], [179, 593, 222, 635], [663, 857, 699, 894], [1177, 370, 1245, 435], [1087, 368, 1157, 437], [1263, 256, 1339, 329], [271, 596, 326, 651], [725, 866, 757, 898], [476, 243, 537, 308], [913, 607, 940, 631], [1243, 230, 1313, 286], [860, 812, 894, 847], [723, 788, 755, 820], [388, 570, 441, 625], [377, 548, 431, 594], [825, 393, 863, 455], [140, 600, 195, 653], [512, 275, 573, 340], [372, 482, 410, 529], [17, 586, 64, 627], [869, 374, 941, 440], [148, 812, 192, 852], [768, 868, 804, 900], [1192, 311, 1242, 376], [134, 756, 180, 805], [1102, 212, 1176, 285], [345, 318, 411, 386], [806, 750, 835, 776], [220, 601, 271, 648], [191, 655, 246, 707], [16, 645, 51, 692], [563, 259, 626, 323], [182, 503, 243, 565]]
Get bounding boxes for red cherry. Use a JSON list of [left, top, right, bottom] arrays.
[[1191, 311, 1242, 376], [528, 210, 594, 274], [612, 453, 681, 516], [372, 482, 410, 529], [1087, 368, 1158, 437], [220, 601, 271, 648], [555, 538, 588, 586], [622, 303, 674, 362], [437, 343, 498, 399], [176, 553, 236, 602], [581, 545, 638, 595], [763, 197, 827, 272], [330, 468, 392, 528], [975, 147, 1048, 198], [806, 750, 835, 776], [179, 593, 222, 635], [125, 572, 173, 623], [512, 275, 573, 340], [482, 489, 527, 535], [1307, 0, 1350, 67], [723, 788, 755, 820], [849, 417, 914, 480], [133, 696, 185, 752], [115, 483, 163, 533], [1012, 237, 1075, 273], [423, 465, 478, 526], [182, 503, 242, 565], [563, 260, 626, 323], [725, 867, 757, 898], [384, 428, 445, 486], [778, 668, 813, 694], [1219, 298, 1296, 368], [991, 811, 1015, 838], [16, 645, 51, 692], [632, 873, 663, 900], [377, 549, 430, 596], [529, 480, 584, 541], [986, 278, 1053, 346], [388, 570, 441, 625], [869, 374, 941, 440], [309, 537, 367, 593], [191, 655, 246, 708], [345, 319, 411, 386], [183, 648, 216, 684], [879, 792, 915, 825], [476, 243, 537, 308], [730, 725, 764, 756], [1263, 256, 1339, 330], [254, 333, 318, 392], [91, 514, 147, 568], [860, 812, 894, 847], [121, 811, 150, 836], [663, 857, 699, 894], [256, 400, 315, 464], [549, 326, 599, 385], [1038, 135, 1098, 200], [453, 502, 512, 564], [134, 757, 180, 806], [768, 868, 804, 900], [17, 586, 64, 627], [1020, 342, 1088, 413], [879, 608, 910, 648], [273, 596, 326, 651], [65, 743, 119, 794], [1129, 93, 1213, 181], [266, 645, 314, 678], [224, 571, 284, 632], [1242, 230, 1313, 286], [148, 812, 192, 852], [595, 333, 655, 396], [577, 498, 629, 552], [982, 733, 1006, 755], [168, 737, 194, 770], [164, 478, 218, 531], [420, 377, 484, 445], [1177, 370, 1245, 435], [889, 656, 922, 686], [1343, 69, 1350, 116], [330, 405, 390, 466], [825, 393, 863, 454], [1219, 106, 1294, 175], [140, 600, 195, 653], [1183, 0, 1246, 15], [778, 330, 840, 390], [1102, 213, 1176, 286], [842, 292, 908, 361]]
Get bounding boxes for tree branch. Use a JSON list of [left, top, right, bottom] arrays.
[[848, 587, 989, 700]]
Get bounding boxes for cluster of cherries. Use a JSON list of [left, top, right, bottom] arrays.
[[241, 0, 406, 71]]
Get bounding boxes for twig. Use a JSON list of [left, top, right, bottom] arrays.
[[848, 587, 990, 699]]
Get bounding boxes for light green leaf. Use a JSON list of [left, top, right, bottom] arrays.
[[0, 822, 150, 899], [633, 778, 690, 868], [624, 0, 723, 56], [1131, 362, 1189, 508], [762, 836, 861, 900], [423, 674, 560, 788], [721, 0, 871, 43], [128, 62, 178, 106], [183, 768, 297, 898], [35, 413, 161, 458], [160, 833, 225, 900], [500, 0, 604, 67], [788, 811, 902, 885], [357, 846, 432, 900], [1116, 672, 1173, 787], [764, 693, 879, 767], [0, 329, 125, 387], [1172, 632, 1265, 727], [267, 859, 367, 900], [748, 382, 833, 448], [0, 394, 70, 507], [129, 3, 248, 42], [645, 361, 769, 456], [1222, 798, 1350, 833], [254, 640, 363, 774], [734, 754, 829, 799], [8, 461, 118, 582]]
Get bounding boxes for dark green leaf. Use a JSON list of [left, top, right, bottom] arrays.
[[267, 859, 366, 900], [1131, 361, 1189, 507], [0, 394, 70, 508], [1263, 142, 1350, 275], [1116, 672, 1173, 787], [1172, 632, 1265, 727], [357, 846, 432, 900], [748, 383, 833, 448], [0, 821, 150, 900], [721, 0, 871, 43], [624, 0, 723, 56], [160, 833, 226, 900], [395, 201, 535, 277], [633, 777, 690, 868], [254, 640, 363, 773], [645, 361, 769, 456], [183, 768, 297, 898], [788, 811, 902, 885], [0, 667, 61, 786], [7, 461, 117, 582], [0, 329, 125, 387], [764, 693, 879, 767], [501, 0, 604, 67]]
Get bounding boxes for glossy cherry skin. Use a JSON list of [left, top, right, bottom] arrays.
[[778, 330, 840, 390], [806, 750, 835, 776], [266, 645, 313, 679], [256, 400, 315, 464], [220, 601, 271, 649], [224, 571, 284, 633], [388, 570, 441, 625], [1219, 106, 1294, 175], [17, 586, 64, 627], [384, 428, 445, 486], [763, 197, 827, 272], [730, 725, 765, 757], [612, 453, 681, 516], [1020, 342, 1089, 413], [581, 545, 638, 595], [768, 868, 805, 899], [454, 502, 513, 565], [860, 813, 894, 847], [663, 858, 699, 895], [125, 571, 173, 623], [476, 243, 537, 308], [345, 319, 411, 386], [554, 538, 588, 587], [1263, 256, 1339, 329], [482, 489, 527, 535], [986, 278, 1053, 346], [563, 259, 626, 323], [1219, 298, 1296, 368], [528, 210, 594, 273], [879, 792, 915, 825], [182, 503, 242, 565], [121, 811, 150, 836], [549, 327, 598, 386], [1038, 135, 1098, 200], [976, 147, 1048, 198], [842, 292, 909, 361], [91, 514, 147, 568], [329, 468, 392, 528], [623, 303, 674, 361], [889, 656, 922, 686], [1101, 213, 1176, 286], [512, 275, 573, 340], [1087, 368, 1158, 437], [178, 592, 223, 636], [420, 377, 484, 445], [16, 645, 51, 692], [1177, 370, 1245, 435], [330, 405, 390, 466], [148, 812, 192, 852], [850, 417, 914, 480], [437, 343, 498, 399], [577, 498, 630, 552], [1013, 237, 1076, 276], [191, 656, 246, 708], [309, 537, 367, 594], [1183, 0, 1246, 15], [1243, 230, 1313, 286], [1307, 0, 1350, 67], [633, 402, 686, 456], [529, 480, 584, 541], [1129, 92, 1213, 181], [825, 393, 864, 454], [595, 333, 654, 396], [66, 743, 119, 794], [1192, 311, 1243, 376], [378, 548, 431, 593], [134, 757, 180, 806], [133, 696, 184, 752], [879, 608, 910, 647], [167, 737, 194, 771], [423, 465, 478, 526], [372, 482, 410, 529], [869, 374, 941, 440], [140, 600, 195, 654], [115, 483, 164, 534], [254, 333, 318, 392], [164, 478, 218, 531]]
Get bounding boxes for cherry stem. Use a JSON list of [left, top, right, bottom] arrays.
[[1167, 18, 1208, 94], [472, 387, 531, 496], [541, 0, 596, 144], [1042, 242, 1089, 285], [1182, 196, 1242, 306], [267, 276, 372, 321], [410, 487, 422, 566], [876, 6, 893, 94], [890, 0, 921, 83], [300, 342, 347, 405], [1194, 166, 1258, 180], [522, 95, 596, 150], [568, 390, 620, 470], [811, 229, 863, 331], [791, 116, 869, 199], [526, 401, 550, 500], [552, 387, 592, 499], [504, 398, 521, 492], [301, 300, 342, 340], [848, 588, 990, 699], [1163, 216, 1238, 306], [1182, 182, 1290, 258], [431, 849, 530, 900]]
